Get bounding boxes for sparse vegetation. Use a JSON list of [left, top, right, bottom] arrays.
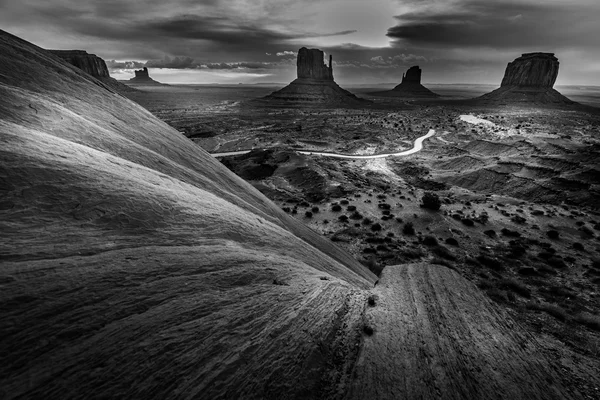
[[421, 192, 441, 211]]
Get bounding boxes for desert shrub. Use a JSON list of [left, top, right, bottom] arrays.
[[376, 244, 390, 252], [476, 254, 505, 271], [400, 248, 426, 260], [349, 211, 363, 220], [574, 312, 600, 331], [445, 237, 459, 246], [338, 215, 349, 222], [371, 223, 382, 231], [282, 207, 291, 213], [299, 201, 310, 207], [432, 245, 456, 261], [498, 278, 531, 298], [291, 209, 297, 214], [527, 302, 568, 321], [305, 211, 313, 218], [422, 236, 438, 246], [573, 242, 584, 251], [461, 218, 475, 227], [381, 210, 391, 215], [368, 294, 377, 306], [378, 203, 391, 210], [362, 257, 384, 276], [347, 205, 357, 212], [546, 257, 568, 269], [547, 230, 560, 239], [363, 325, 374, 335], [362, 217, 373, 225], [512, 215, 527, 224], [483, 230, 497, 238], [421, 192, 441, 211], [431, 258, 455, 269], [323, 219, 329, 224], [311, 206, 320, 213], [340, 200, 349, 205], [331, 204, 342, 212], [501, 228, 521, 237], [403, 222, 415, 235]]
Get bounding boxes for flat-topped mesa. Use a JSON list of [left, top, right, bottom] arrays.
[[401, 66, 421, 84], [477, 52, 573, 105], [501, 52, 559, 88], [297, 47, 333, 81], [48, 50, 110, 78]]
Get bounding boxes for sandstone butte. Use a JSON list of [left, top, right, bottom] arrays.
[[265, 47, 367, 104], [48, 49, 136, 93], [0, 29, 583, 399], [128, 66, 163, 85], [371, 65, 440, 98], [479, 52, 574, 104]]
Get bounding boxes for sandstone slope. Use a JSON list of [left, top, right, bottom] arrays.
[[0, 29, 583, 399]]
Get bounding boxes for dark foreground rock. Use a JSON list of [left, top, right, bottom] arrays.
[[264, 47, 367, 104], [370, 66, 439, 98]]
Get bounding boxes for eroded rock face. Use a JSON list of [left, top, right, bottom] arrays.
[[401, 66, 421, 84], [297, 47, 333, 81], [264, 47, 365, 104], [134, 67, 149, 79], [49, 50, 110, 78], [501, 53, 559, 88]]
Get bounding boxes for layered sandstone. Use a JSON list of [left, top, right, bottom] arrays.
[[265, 47, 366, 104], [48, 49, 136, 92], [479, 53, 573, 104], [370, 66, 439, 98]]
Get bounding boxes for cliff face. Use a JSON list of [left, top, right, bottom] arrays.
[[401, 66, 421, 84], [49, 50, 110, 78], [265, 47, 364, 104], [501, 53, 559, 88], [478, 52, 573, 104], [297, 47, 333, 81]]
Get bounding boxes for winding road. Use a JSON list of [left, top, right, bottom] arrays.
[[211, 129, 435, 159]]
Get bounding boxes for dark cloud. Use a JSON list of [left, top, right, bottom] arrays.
[[145, 56, 196, 69], [106, 60, 146, 69], [386, 1, 600, 50]]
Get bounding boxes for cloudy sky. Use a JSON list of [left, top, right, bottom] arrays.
[[1, 0, 599, 85]]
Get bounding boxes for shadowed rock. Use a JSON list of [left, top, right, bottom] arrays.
[[48, 49, 136, 93], [370, 66, 439, 98], [264, 47, 366, 104], [478, 53, 573, 104], [127, 67, 163, 85]]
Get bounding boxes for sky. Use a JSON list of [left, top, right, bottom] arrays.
[[1, 0, 599, 85]]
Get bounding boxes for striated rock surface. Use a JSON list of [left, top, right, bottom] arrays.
[[478, 53, 573, 104], [0, 29, 588, 399], [264, 47, 366, 104], [127, 66, 163, 85], [370, 65, 439, 98], [501, 53, 559, 88]]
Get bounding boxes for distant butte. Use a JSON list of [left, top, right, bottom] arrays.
[[264, 47, 367, 104], [478, 53, 574, 104], [127, 67, 164, 86], [370, 66, 440, 98]]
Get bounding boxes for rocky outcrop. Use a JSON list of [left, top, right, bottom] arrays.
[[370, 65, 439, 98], [297, 47, 333, 81], [501, 53, 559, 88], [48, 49, 137, 93], [49, 50, 110, 78], [478, 53, 573, 104], [127, 66, 163, 85], [264, 47, 366, 104]]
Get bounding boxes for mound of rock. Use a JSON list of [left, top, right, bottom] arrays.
[[49, 49, 136, 93], [127, 66, 163, 85], [264, 47, 366, 104], [478, 53, 573, 104], [370, 66, 439, 98]]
